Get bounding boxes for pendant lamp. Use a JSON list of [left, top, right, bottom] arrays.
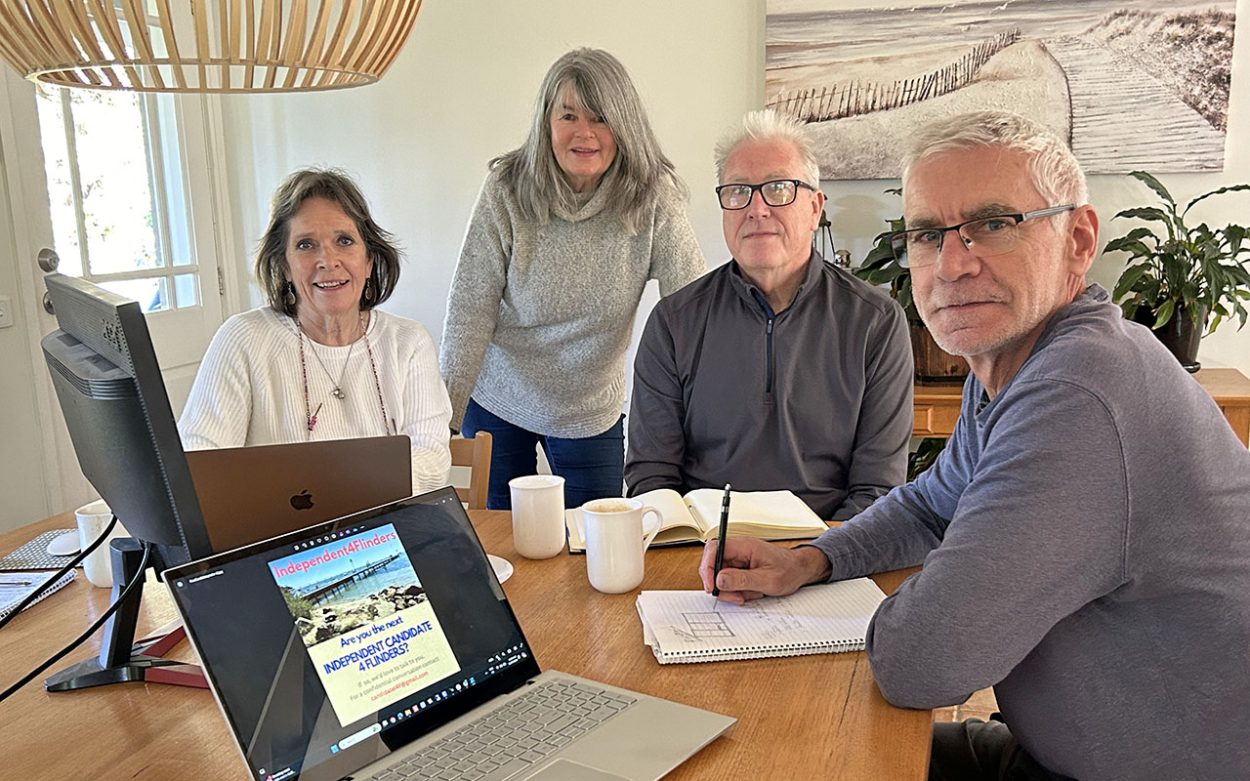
[[0, 0, 423, 93]]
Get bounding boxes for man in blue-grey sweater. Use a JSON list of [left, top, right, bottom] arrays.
[[701, 111, 1250, 781]]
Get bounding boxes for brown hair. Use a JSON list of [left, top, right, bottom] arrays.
[[255, 168, 401, 317]]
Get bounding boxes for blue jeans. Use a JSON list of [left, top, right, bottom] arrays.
[[461, 398, 625, 510]]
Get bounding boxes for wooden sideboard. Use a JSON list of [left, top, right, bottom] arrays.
[[913, 367, 1250, 447]]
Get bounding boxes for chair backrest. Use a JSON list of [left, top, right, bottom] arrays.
[[449, 432, 493, 510]]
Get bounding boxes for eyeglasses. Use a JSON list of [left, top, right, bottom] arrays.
[[890, 204, 1075, 268], [715, 179, 817, 210]]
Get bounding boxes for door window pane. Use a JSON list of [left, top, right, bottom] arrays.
[[69, 89, 159, 274], [174, 273, 200, 308], [33, 91, 82, 277], [98, 277, 169, 313]]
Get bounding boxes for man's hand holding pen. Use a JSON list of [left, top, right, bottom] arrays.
[[699, 538, 833, 605]]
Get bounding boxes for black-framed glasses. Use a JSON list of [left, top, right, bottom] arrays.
[[890, 204, 1075, 268], [716, 179, 817, 210]]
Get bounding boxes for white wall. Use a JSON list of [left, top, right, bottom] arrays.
[[0, 131, 52, 530], [218, 0, 1250, 378], [218, 1, 759, 333]]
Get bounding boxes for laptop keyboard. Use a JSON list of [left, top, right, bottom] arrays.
[[364, 679, 638, 781]]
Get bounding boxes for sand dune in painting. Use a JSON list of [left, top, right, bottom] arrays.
[[802, 39, 1070, 180], [766, 2, 1235, 179]]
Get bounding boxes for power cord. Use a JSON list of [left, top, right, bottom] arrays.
[[0, 514, 117, 633], [0, 537, 150, 704]]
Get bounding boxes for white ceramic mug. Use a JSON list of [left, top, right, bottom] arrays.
[[582, 498, 662, 594], [74, 499, 126, 588], [508, 475, 566, 559]]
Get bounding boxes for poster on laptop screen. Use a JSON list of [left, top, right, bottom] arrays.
[[268, 524, 462, 726]]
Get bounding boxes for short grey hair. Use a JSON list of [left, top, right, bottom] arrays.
[[900, 111, 1088, 207], [492, 47, 684, 234], [714, 109, 821, 186]]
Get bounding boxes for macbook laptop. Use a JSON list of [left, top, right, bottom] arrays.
[[185, 436, 412, 552], [164, 487, 734, 781]]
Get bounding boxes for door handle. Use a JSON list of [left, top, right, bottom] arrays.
[[37, 247, 60, 272]]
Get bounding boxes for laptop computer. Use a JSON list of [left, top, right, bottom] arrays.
[[185, 436, 412, 552], [164, 486, 735, 781]]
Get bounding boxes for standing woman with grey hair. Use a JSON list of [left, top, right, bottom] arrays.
[[440, 48, 705, 510], [180, 168, 452, 492]]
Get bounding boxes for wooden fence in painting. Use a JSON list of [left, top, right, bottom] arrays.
[[768, 28, 1022, 123]]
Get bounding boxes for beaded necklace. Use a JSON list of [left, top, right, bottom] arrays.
[[296, 312, 393, 438]]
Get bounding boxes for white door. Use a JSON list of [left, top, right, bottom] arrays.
[[0, 65, 230, 531]]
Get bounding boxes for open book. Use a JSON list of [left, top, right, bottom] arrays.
[[636, 578, 887, 664], [565, 488, 827, 553]]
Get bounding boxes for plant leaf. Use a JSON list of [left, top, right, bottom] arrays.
[[1152, 299, 1175, 329], [1183, 182, 1250, 217], [1103, 225, 1158, 256], [1112, 206, 1174, 226], [1105, 226, 1154, 245], [897, 280, 914, 318], [1112, 264, 1150, 301], [1129, 170, 1176, 209]]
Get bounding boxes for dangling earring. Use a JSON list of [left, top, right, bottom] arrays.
[[283, 280, 297, 307], [361, 276, 376, 306]]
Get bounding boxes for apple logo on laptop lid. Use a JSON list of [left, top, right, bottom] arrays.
[[290, 490, 315, 511]]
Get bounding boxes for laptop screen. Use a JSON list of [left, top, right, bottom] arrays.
[[166, 487, 540, 781]]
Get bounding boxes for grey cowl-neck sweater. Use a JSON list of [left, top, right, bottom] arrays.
[[440, 169, 706, 438]]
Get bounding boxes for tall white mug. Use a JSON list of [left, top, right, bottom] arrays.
[[74, 499, 126, 588], [582, 498, 662, 594], [508, 475, 566, 559]]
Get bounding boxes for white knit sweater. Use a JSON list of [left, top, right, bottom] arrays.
[[439, 168, 706, 438], [179, 307, 451, 492]]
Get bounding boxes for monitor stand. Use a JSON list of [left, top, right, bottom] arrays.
[[44, 538, 207, 692]]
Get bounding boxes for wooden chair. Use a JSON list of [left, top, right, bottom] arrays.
[[449, 432, 493, 510]]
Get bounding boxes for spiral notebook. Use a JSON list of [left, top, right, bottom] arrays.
[[0, 569, 76, 622], [636, 578, 886, 664]]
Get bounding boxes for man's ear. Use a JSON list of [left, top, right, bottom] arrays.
[[1068, 204, 1100, 276], [810, 189, 827, 231]]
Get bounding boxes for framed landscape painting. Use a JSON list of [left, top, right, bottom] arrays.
[[766, 0, 1237, 179]]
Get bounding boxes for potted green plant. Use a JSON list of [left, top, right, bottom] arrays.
[[853, 189, 969, 382], [1106, 171, 1250, 372]]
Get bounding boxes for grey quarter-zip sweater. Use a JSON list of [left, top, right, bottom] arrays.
[[626, 252, 913, 520]]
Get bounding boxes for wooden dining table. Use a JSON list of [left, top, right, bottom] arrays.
[[0, 510, 931, 780]]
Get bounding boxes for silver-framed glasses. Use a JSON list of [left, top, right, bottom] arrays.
[[891, 204, 1075, 268]]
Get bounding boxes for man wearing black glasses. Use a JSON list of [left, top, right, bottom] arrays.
[[700, 111, 1250, 780], [625, 109, 913, 522]]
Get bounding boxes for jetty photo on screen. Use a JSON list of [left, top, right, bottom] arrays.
[[269, 525, 461, 726]]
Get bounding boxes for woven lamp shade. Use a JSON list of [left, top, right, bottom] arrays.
[[0, 0, 423, 93]]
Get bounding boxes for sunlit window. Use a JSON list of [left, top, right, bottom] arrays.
[[35, 84, 199, 313]]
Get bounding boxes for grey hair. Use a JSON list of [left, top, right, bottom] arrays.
[[714, 109, 821, 186], [491, 48, 685, 234], [900, 111, 1088, 206]]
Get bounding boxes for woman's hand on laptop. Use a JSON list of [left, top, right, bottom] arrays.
[[699, 539, 832, 605]]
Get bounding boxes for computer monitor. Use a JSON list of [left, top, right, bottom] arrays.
[[39, 273, 212, 691]]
